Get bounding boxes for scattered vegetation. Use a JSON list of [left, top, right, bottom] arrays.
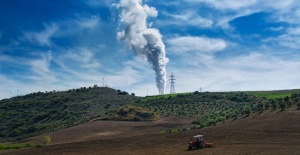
[[43, 135, 51, 145], [160, 126, 199, 134], [98, 106, 160, 121], [0, 86, 138, 141], [0, 87, 299, 141], [0, 141, 36, 150], [137, 91, 300, 131]]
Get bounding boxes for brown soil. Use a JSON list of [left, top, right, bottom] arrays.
[[2, 111, 300, 155]]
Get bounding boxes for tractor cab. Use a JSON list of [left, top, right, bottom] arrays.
[[192, 135, 204, 141], [188, 135, 214, 150]]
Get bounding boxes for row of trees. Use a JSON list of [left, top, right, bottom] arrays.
[[138, 92, 300, 129]]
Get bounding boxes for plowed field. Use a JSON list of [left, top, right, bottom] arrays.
[[2, 111, 300, 155]]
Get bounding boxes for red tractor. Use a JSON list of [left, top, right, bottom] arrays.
[[188, 135, 214, 150]]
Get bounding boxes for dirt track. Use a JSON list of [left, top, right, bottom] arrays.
[[2, 111, 300, 155]]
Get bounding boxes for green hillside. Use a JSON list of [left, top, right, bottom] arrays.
[[0, 88, 299, 142], [0, 86, 138, 141], [138, 91, 300, 128]]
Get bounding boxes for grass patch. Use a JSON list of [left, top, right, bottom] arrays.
[[245, 89, 300, 99], [143, 92, 192, 101], [160, 126, 203, 134], [0, 141, 36, 150]]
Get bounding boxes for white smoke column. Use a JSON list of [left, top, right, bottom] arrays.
[[116, 0, 169, 95]]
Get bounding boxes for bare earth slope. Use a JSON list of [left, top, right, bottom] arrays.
[[2, 111, 300, 155], [25, 115, 196, 145]]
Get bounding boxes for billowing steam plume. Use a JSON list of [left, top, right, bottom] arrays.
[[116, 0, 168, 95]]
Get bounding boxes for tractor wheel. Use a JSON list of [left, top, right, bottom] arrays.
[[188, 146, 193, 150], [199, 141, 206, 149]]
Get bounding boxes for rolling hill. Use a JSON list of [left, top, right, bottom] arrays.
[[0, 87, 300, 142], [0, 86, 138, 141]]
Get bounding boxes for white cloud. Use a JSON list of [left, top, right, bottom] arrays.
[[54, 15, 101, 36], [217, 53, 282, 72], [55, 47, 101, 75], [166, 52, 300, 94], [268, 26, 284, 31], [126, 82, 158, 96], [206, 53, 300, 91], [0, 75, 19, 99], [29, 53, 52, 73], [155, 1, 181, 6], [165, 36, 228, 68], [124, 57, 152, 71], [76, 15, 100, 29], [106, 57, 162, 95], [162, 11, 213, 28], [263, 27, 300, 49], [27, 52, 57, 83], [24, 23, 58, 46], [0, 54, 19, 64], [166, 36, 227, 54], [215, 9, 259, 31], [0, 54, 61, 99], [0, 51, 57, 84], [182, 0, 298, 31], [0, 50, 148, 99], [81, 62, 101, 69], [186, 0, 257, 10], [287, 27, 300, 35], [186, 0, 294, 11], [176, 1, 260, 31], [274, 9, 300, 25], [22, 15, 101, 46], [262, 0, 294, 10], [86, 0, 114, 7], [107, 66, 141, 87]]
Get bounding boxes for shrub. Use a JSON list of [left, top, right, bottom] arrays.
[[0, 143, 23, 150], [245, 109, 251, 116], [190, 126, 197, 130], [25, 141, 34, 148], [0, 143, 6, 150], [272, 103, 277, 109], [43, 135, 51, 145], [133, 116, 141, 121], [172, 129, 178, 133], [0, 142, 38, 150], [165, 128, 172, 133], [264, 103, 269, 110], [279, 103, 286, 111], [284, 96, 289, 102], [194, 91, 200, 95], [182, 127, 188, 131], [11, 143, 23, 149]]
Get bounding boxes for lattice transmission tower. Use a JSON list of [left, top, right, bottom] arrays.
[[170, 72, 176, 94]]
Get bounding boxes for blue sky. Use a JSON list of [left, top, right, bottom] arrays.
[[0, 0, 300, 99]]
